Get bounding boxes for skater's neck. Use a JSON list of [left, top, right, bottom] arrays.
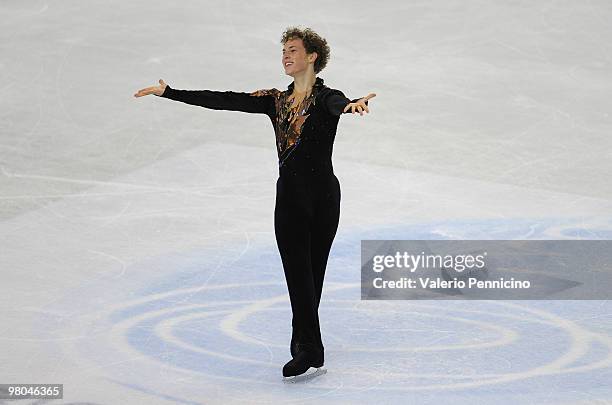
[[291, 71, 316, 95]]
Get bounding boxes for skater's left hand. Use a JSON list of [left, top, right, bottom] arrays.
[[344, 93, 376, 116]]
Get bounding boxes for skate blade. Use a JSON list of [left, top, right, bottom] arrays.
[[282, 367, 327, 383]]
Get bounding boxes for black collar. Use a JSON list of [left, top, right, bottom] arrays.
[[287, 76, 324, 91]]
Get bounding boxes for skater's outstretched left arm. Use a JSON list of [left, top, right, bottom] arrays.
[[323, 89, 376, 116]]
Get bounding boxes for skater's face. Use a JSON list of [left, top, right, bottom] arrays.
[[282, 38, 317, 77]]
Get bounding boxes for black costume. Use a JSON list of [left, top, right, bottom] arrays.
[[157, 77, 365, 374]]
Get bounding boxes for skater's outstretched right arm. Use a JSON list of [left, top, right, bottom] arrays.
[[134, 79, 276, 116]]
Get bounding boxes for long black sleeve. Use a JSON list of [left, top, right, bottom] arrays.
[[323, 89, 369, 116], [158, 85, 275, 116]]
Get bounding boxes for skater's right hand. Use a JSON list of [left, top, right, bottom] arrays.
[[133, 79, 168, 98]]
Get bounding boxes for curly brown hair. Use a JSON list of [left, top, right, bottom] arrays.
[[281, 26, 330, 74]]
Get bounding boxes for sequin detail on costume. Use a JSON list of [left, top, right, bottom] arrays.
[[250, 81, 322, 166]]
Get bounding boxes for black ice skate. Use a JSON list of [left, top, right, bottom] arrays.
[[282, 345, 326, 382]]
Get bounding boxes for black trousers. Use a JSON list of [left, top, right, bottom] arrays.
[[274, 172, 341, 354]]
